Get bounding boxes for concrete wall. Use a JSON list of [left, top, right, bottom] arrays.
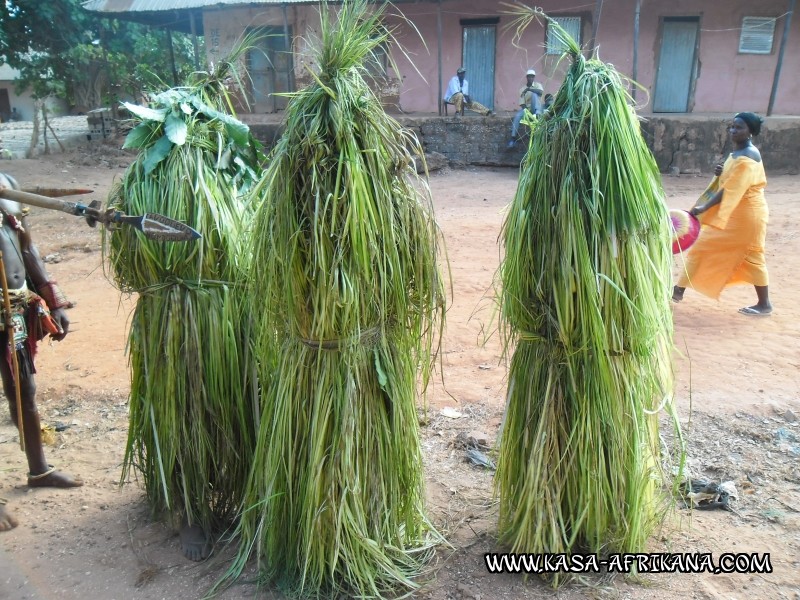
[[630, 0, 799, 115], [0, 64, 75, 121], [0, 84, 69, 122], [202, 0, 800, 117], [248, 115, 800, 175], [389, 0, 800, 115], [642, 115, 800, 175]]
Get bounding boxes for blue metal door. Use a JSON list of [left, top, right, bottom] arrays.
[[653, 18, 699, 113], [462, 26, 495, 110]]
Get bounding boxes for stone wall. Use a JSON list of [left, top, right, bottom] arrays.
[[399, 116, 520, 168], [641, 117, 800, 176], [249, 115, 800, 175]]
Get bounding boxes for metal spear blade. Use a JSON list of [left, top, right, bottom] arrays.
[[114, 212, 202, 242]]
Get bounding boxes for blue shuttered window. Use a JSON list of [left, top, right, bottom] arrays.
[[546, 17, 582, 54]]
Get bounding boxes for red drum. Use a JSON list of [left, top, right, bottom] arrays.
[[670, 209, 701, 254]]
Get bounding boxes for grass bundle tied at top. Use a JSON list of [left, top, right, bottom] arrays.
[[496, 10, 681, 585], [106, 51, 264, 534], [221, 1, 445, 597]]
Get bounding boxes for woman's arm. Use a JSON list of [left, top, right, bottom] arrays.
[[690, 188, 723, 216]]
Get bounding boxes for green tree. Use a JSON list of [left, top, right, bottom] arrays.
[[0, 0, 196, 110], [0, 0, 90, 100]]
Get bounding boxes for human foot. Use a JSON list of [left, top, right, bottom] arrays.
[[180, 524, 212, 561], [27, 466, 84, 488], [738, 305, 772, 316], [0, 501, 18, 532]]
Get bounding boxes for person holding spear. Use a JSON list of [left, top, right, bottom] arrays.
[[0, 171, 82, 532]]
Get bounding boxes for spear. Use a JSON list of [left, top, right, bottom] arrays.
[[0, 189, 201, 242], [21, 187, 94, 197]]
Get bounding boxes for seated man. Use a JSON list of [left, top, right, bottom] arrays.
[[443, 67, 493, 117], [507, 69, 544, 148]]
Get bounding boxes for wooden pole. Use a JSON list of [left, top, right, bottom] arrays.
[[283, 3, 291, 48], [0, 252, 25, 452], [0, 188, 98, 215], [22, 188, 93, 197], [283, 3, 292, 107], [100, 24, 116, 121], [437, 0, 443, 116], [632, 0, 641, 101], [41, 104, 50, 155], [589, 0, 605, 56], [166, 28, 179, 86], [190, 11, 201, 70], [768, 0, 795, 116], [45, 120, 65, 153]]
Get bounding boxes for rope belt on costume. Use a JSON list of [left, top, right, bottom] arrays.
[[517, 330, 546, 343], [298, 325, 383, 351], [133, 277, 240, 296]]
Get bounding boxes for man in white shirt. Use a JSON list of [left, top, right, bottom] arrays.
[[507, 69, 544, 148], [443, 67, 493, 116]]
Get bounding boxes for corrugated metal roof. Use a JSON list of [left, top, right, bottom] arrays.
[[82, 0, 318, 12], [82, 1, 206, 11], [198, 0, 320, 5], [201, 0, 319, 5]]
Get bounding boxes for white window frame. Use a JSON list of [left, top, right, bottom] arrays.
[[739, 16, 777, 54], [546, 16, 582, 55]]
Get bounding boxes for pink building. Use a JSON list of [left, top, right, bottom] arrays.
[[84, 0, 800, 116]]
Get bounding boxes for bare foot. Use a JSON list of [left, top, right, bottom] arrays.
[[0, 503, 19, 532], [27, 468, 84, 488], [180, 524, 212, 561]]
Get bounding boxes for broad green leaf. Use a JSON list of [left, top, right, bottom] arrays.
[[224, 121, 251, 147], [142, 135, 174, 174], [122, 123, 156, 149], [165, 112, 188, 145], [152, 89, 182, 106], [122, 101, 168, 123]]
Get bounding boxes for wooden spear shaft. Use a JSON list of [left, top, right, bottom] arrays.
[[0, 252, 25, 451]]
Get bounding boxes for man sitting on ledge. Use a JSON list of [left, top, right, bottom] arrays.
[[507, 68, 543, 149], [444, 67, 493, 117]]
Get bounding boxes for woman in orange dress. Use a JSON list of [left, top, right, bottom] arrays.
[[672, 112, 772, 316]]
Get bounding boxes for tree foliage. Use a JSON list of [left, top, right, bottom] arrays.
[[0, 0, 196, 110]]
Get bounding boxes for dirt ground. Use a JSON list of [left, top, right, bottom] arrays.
[[0, 141, 798, 600]]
